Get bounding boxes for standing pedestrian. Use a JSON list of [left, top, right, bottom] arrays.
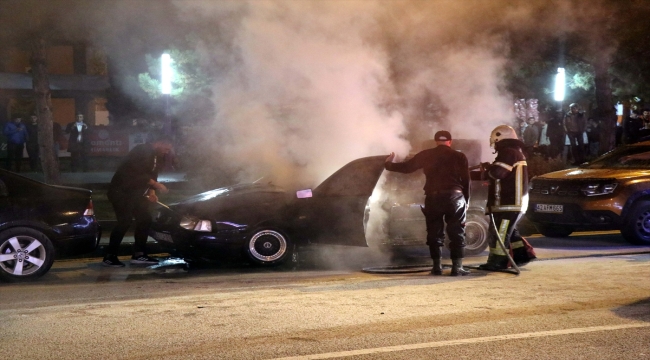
[[585, 117, 600, 159], [3, 116, 28, 172], [384, 130, 471, 276], [522, 117, 540, 157], [537, 118, 551, 159], [25, 114, 39, 172], [102, 137, 174, 267], [478, 125, 536, 271], [65, 113, 91, 172], [563, 103, 587, 165]]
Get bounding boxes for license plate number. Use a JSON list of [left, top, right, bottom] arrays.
[[151, 231, 173, 243], [535, 204, 564, 213]]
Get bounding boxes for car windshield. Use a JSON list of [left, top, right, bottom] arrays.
[[582, 145, 650, 169]]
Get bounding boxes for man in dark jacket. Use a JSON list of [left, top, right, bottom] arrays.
[[65, 113, 91, 172], [563, 103, 587, 165], [479, 125, 536, 270], [3, 117, 28, 172], [385, 130, 471, 276], [102, 137, 173, 267]]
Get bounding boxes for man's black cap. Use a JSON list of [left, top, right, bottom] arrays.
[[434, 130, 452, 141]]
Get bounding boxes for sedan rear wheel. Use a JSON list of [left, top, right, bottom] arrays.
[[464, 213, 490, 256], [0, 227, 54, 282], [247, 229, 291, 266]]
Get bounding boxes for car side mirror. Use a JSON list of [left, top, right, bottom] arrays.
[[296, 189, 313, 198]]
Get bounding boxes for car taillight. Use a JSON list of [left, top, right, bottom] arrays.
[[83, 200, 94, 216]]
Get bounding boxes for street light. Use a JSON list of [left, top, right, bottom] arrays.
[[161, 53, 172, 95], [554, 67, 565, 102], [161, 53, 172, 138]]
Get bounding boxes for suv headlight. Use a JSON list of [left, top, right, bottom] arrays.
[[581, 183, 617, 196], [179, 216, 213, 232]]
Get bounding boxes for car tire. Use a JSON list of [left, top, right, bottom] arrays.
[[0, 227, 55, 282], [464, 213, 490, 256], [535, 224, 574, 238], [246, 228, 292, 266], [621, 201, 650, 245]]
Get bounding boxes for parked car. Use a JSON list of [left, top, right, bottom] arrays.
[[149, 156, 386, 265], [527, 141, 650, 245], [0, 169, 101, 281], [364, 139, 491, 257]]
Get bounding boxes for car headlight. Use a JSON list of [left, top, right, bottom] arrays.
[[581, 183, 617, 196], [179, 216, 212, 232]]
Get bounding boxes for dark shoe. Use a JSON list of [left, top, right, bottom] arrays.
[[430, 266, 443, 276], [130, 255, 159, 265], [515, 257, 536, 267], [477, 262, 508, 271], [450, 259, 470, 276], [102, 255, 125, 267]]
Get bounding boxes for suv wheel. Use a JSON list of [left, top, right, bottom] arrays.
[[622, 201, 650, 245], [535, 224, 574, 238]]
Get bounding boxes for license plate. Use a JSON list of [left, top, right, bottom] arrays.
[[535, 204, 564, 213], [151, 231, 173, 243]]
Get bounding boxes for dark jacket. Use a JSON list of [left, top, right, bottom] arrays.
[[485, 139, 528, 213], [3, 121, 28, 145], [563, 111, 586, 133], [385, 144, 470, 201], [65, 121, 91, 152], [109, 143, 160, 197]]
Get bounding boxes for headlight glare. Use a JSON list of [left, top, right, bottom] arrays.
[[581, 183, 617, 196]]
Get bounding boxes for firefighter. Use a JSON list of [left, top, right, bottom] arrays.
[[385, 130, 471, 276], [479, 125, 537, 270]]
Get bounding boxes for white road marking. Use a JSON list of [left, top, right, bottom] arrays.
[[271, 323, 650, 360]]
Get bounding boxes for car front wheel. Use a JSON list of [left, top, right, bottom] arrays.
[[622, 201, 650, 245], [0, 227, 55, 282], [246, 229, 291, 266]]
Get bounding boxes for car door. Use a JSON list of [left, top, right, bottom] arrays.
[[295, 155, 386, 247]]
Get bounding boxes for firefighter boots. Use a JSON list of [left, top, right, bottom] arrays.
[[451, 258, 471, 276], [429, 246, 442, 275]]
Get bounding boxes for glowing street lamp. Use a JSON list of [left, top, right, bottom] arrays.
[[161, 53, 172, 95], [554, 67, 565, 102], [161, 53, 173, 138]]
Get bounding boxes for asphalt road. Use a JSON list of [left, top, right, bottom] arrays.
[[1, 232, 650, 360]]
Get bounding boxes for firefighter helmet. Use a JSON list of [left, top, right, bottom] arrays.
[[489, 125, 518, 148]]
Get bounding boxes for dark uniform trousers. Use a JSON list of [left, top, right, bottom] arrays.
[[106, 189, 152, 255], [488, 211, 530, 267], [423, 191, 467, 259]]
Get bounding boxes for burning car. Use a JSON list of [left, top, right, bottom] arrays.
[[527, 140, 650, 244], [149, 155, 386, 265], [0, 169, 101, 281]]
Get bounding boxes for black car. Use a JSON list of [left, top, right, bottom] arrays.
[[0, 169, 101, 281], [149, 156, 386, 265]]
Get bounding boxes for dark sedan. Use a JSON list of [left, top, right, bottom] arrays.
[[0, 169, 101, 281], [149, 156, 386, 265]]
